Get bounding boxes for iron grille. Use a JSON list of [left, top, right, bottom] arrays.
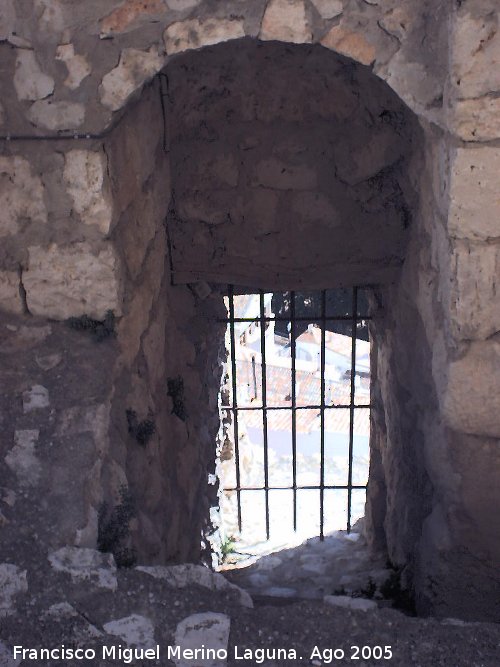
[[221, 287, 371, 541]]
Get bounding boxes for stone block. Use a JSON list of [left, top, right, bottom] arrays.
[[5, 430, 41, 487], [321, 24, 376, 66], [100, 0, 166, 38], [24, 242, 122, 320], [449, 147, 500, 241], [22, 386, 49, 413], [0, 271, 23, 314], [27, 100, 85, 131], [164, 18, 245, 55], [252, 158, 317, 190], [100, 47, 165, 112], [260, 0, 312, 44], [55, 44, 91, 90], [0, 156, 47, 237], [103, 614, 155, 649], [64, 150, 113, 234], [48, 547, 117, 590], [290, 191, 339, 226], [450, 11, 500, 99], [449, 242, 500, 341], [173, 612, 230, 667], [449, 97, 500, 142], [13, 50, 54, 101], [442, 340, 500, 438], [310, 0, 342, 19]]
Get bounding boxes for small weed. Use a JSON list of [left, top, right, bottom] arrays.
[[97, 485, 136, 568], [126, 409, 156, 446], [360, 577, 377, 599], [220, 535, 236, 563], [167, 376, 187, 421], [67, 310, 116, 342], [379, 564, 416, 615]]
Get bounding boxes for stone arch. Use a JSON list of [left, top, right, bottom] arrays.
[[1, 0, 500, 624]]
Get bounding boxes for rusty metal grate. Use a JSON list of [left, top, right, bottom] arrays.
[[221, 287, 372, 541]]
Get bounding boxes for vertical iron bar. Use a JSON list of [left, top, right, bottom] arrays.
[[290, 292, 297, 531], [260, 291, 270, 540], [347, 287, 358, 532], [320, 290, 326, 540], [228, 285, 242, 532]]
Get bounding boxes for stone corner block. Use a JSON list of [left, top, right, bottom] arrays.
[[64, 149, 113, 234]]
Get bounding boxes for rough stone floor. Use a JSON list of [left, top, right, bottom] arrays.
[[220, 526, 390, 602], [1, 548, 499, 666]]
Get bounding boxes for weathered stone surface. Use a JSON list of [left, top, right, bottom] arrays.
[[0, 640, 20, 667], [260, 0, 312, 44], [449, 96, 500, 142], [324, 595, 378, 612], [5, 430, 41, 486], [443, 340, 500, 438], [310, 0, 342, 19], [174, 612, 230, 667], [0, 156, 47, 237], [164, 18, 245, 55], [55, 44, 91, 90], [449, 242, 500, 342], [35, 0, 66, 35], [35, 352, 62, 370], [27, 100, 85, 130], [103, 614, 155, 649], [13, 50, 54, 101], [136, 564, 253, 607], [0, 564, 27, 617], [22, 386, 49, 413], [43, 602, 103, 639], [64, 150, 113, 234], [290, 191, 339, 226], [0, 271, 23, 314], [0, 0, 15, 41], [100, 46, 164, 111], [450, 10, 500, 99], [380, 50, 443, 113], [167, 0, 202, 9], [100, 0, 166, 37], [252, 158, 317, 190], [48, 547, 117, 590], [24, 243, 122, 320], [321, 24, 376, 65], [449, 147, 500, 241]]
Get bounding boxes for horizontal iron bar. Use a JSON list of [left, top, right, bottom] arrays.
[[218, 315, 371, 323], [221, 404, 371, 411], [223, 485, 368, 491]]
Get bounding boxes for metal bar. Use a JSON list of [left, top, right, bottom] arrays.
[[225, 404, 372, 411], [290, 291, 298, 532], [260, 291, 270, 540], [224, 485, 368, 492], [218, 315, 372, 323], [228, 285, 242, 532], [319, 290, 326, 541], [347, 287, 358, 532]]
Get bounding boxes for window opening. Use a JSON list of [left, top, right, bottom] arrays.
[[220, 287, 371, 558]]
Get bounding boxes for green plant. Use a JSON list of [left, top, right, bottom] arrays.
[[97, 485, 136, 568], [220, 535, 236, 563], [167, 376, 187, 421], [67, 310, 116, 342], [379, 564, 416, 615], [126, 409, 156, 446]]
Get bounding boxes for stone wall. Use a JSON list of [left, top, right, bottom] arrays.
[[0, 0, 499, 622]]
